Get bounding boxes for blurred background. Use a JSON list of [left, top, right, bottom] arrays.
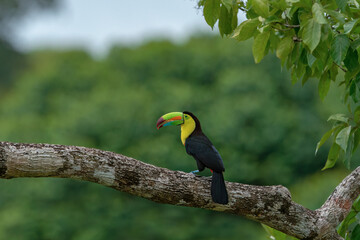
[[0, 0, 357, 239]]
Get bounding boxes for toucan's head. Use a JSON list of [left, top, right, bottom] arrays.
[[156, 111, 201, 130], [156, 111, 202, 145]]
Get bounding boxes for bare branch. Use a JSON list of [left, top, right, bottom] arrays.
[[284, 23, 300, 28], [271, 22, 301, 32], [317, 167, 360, 231], [239, 6, 247, 12], [0, 141, 358, 239], [292, 36, 302, 42]]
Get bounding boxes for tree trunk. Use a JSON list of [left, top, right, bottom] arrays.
[[0, 141, 358, 239]]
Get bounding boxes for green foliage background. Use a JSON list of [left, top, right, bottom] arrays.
[[0, 35, 354, 239]]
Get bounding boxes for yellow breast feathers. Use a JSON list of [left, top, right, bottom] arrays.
[[180, 114, 196, 145]]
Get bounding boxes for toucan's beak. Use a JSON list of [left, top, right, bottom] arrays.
[[156, 112, 184, 129]]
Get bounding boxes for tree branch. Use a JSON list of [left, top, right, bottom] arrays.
[[334, 62, 348, 73], [284, 23, 300, 28], [0, 141, 358, 239]]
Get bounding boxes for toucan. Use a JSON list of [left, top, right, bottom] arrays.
[[156, 111, 228, 204]]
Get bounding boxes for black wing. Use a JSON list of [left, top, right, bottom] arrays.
[[185, 135, 225, 173]]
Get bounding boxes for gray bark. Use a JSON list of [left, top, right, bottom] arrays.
[[0, 141, 358, 239]]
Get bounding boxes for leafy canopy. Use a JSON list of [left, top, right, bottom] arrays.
[[198, 0, 360, 171], [198, 0, 360, 238]]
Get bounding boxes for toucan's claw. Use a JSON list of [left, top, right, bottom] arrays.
[[190, 170, 199, 174]]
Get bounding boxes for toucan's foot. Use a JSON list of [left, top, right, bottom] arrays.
[[190, 170, 199, 174]]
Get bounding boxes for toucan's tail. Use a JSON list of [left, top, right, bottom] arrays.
[[211, 171, 228, 204]]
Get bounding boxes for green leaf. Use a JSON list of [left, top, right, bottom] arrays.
[[329, 64, 339, 81], [331, 34, 350, 65], [344, 19, 360, 34], [302, 18, 321, 52], [353, 128, 360, 153], [336, 126, 352, 151], [252, 0, 269, 17], [354, 106, 360, 123], [335, 0, 347, 12], [270, 30, 281, 52], [299, 47, 307, 65], [313, 41, 329, 62], [232, 18, 260, 41], [344, 131, 354, 169], [270, 0, 287, 11], [231, 4, 238, 30], [344, 48, 360, 76], [344, 92, 350, 105], [288, 43, 299, 66], [312, 3, 327, 24], [322, 142, 341, 170], [221, 0, 233, 11], [318, 72, 331, 101], [218, 5, 233, 36], [350, 80, 358, 102], [252, 30, 270, 63], [264, 15, 282, 25], [276, 36, 294, 61], [338, 210, 358, 237], [352, 225, 360, 240], [354, 195, 360, 211], [302, 67, 311, 85], [325, 9, 345, 24], [291, 68, 298, 84], [307, 53, 316, 67], [294, 57, 306, 80], [203, 0, 221, 28], [355, 73, 360, 90], [328, 113, 349, 123], [351, 39, 360, 51], [315, 127, 338, 155]]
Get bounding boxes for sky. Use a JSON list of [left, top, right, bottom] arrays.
[[13, 0, 213, 57]]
